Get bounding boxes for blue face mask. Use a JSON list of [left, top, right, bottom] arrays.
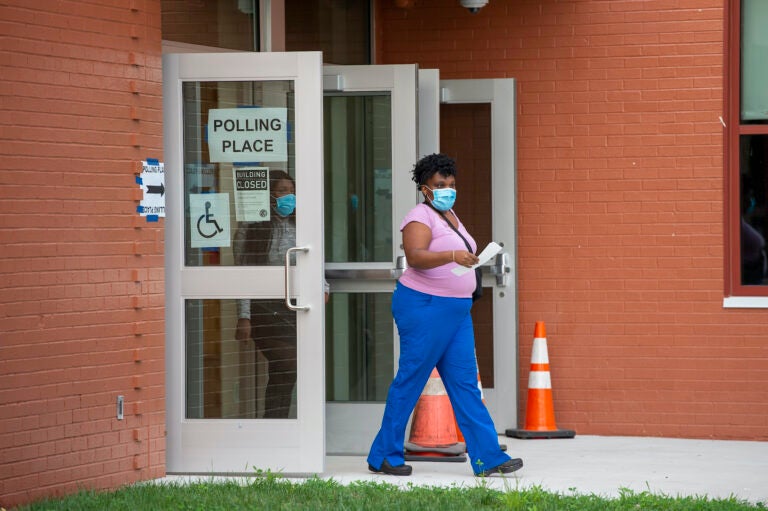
[[425, 187, 456, 211], [274, 193, 296, 217]]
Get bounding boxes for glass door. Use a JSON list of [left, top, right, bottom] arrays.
[[322, 65, 419, 454], [438, 79, 519, 431], [164, 52, 325, 473]]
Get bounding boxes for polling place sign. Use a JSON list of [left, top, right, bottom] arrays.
[[207, 108, 287, 163]]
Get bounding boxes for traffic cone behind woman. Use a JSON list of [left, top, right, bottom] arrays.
[[404, 368, 466, 462], [506, 321, 575, 439]]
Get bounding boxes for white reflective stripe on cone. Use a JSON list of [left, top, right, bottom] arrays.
[[531, 337, 550, 364], [423, 376, 448, 395], [528, 370, 552, 389]]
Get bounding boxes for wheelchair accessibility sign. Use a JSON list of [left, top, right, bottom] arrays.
[[189, 193, 231, 248]]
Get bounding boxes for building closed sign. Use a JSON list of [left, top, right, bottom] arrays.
[[233, 166, 270, 222], [207, 108, 287, 163]]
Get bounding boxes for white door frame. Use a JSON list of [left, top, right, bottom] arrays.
[[440, 79, 519, 431], [163, 51, 325, 473], [418, 69, 440, 158]]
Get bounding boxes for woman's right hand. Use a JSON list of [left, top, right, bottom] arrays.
[[453, 249, 479, 268]]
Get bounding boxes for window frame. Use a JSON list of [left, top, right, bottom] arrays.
[[724, 0, 768, 300]]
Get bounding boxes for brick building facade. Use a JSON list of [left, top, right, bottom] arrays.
[[374, 0, 767, 439], [1, 0, 766, 507], [1, 1, 166, 505]]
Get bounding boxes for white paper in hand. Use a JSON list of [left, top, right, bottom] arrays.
[[451, 242, 503, 276]]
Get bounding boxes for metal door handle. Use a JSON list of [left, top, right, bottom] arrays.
[[492, 252, 511, 287], [392, 255, 408, 278], [285, 246, 310, 311]]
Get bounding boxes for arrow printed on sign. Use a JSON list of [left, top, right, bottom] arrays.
[[146, 183, 165, 196]]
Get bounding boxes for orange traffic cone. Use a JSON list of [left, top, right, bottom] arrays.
[[404, 369, 467, 462], [506, 321, 575, 439]]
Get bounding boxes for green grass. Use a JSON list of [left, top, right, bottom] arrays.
[[16, 475, 766, 511]]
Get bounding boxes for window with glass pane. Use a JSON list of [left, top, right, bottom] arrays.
[[182, 80, 296, 267], [741, 0, 768, 123], [161, 0, 259, 51], [736, 0, 768, 288], [182, 81, 300, 419], [325, 293, 393, 402], [285, 0, 371, 64], [739, 136, 768, 285], [186, 299, 297, 419], [324, 95, 393, 263]]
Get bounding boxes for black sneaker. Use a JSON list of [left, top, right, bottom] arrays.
[[368, 459, 413, 476], [478, 457, 523, 477]]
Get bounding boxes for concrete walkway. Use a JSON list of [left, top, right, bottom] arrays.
[[161, 435, 768, 505], [324, 435, 768, 504]]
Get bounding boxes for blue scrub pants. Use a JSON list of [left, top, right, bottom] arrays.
[[367, 282, 511, 475]]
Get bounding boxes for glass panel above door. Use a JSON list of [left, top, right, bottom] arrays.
[[161, 0, 259, 51], [285, 0, 372, 64], [182, 80, 296, 267]]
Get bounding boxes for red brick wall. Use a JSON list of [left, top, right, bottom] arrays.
[[1, 1, 165, 506], [376, 0, 768, 439]]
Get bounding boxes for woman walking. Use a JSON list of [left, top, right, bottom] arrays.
[[366, 153, 522, 477]]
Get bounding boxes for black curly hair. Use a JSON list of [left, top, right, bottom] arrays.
[[269, 169, 294, 189], [411, 153, 457, 189]]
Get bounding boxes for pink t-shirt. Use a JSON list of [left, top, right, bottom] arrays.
[[398, 203, 478, 298]]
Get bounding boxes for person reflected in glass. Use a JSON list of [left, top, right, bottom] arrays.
[[741, 191, 767, 285], [234, 170, 298, 418], [366, 153, 522, 477], [234, 170, 328, 418]]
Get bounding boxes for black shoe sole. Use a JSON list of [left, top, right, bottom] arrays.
[[368, 463, 413, 476], [479, 458, 523, 477]]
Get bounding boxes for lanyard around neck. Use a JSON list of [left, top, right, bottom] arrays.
[[425, 201, 472, 253]]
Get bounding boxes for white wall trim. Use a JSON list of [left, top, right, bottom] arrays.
[[723, 296, 768, 308]]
